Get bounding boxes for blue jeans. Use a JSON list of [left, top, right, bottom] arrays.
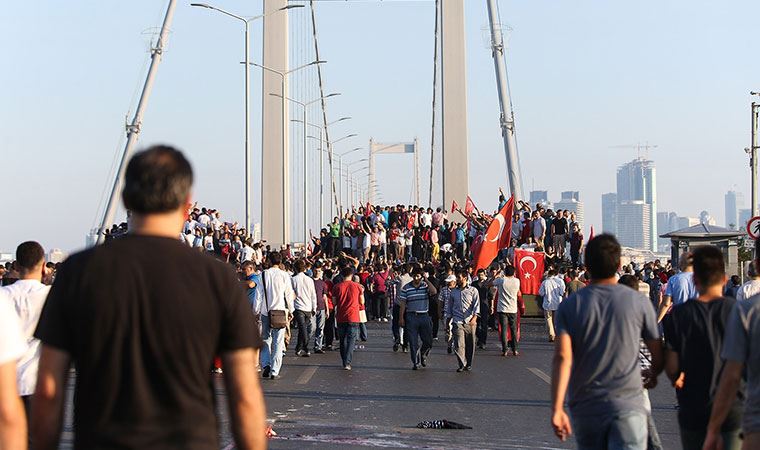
[[314, 310, 327, 350], [405, 312, 433, 365], [572, 411, 648, 450], [337, 323, 359, 367], [260, 314, 286, 376]]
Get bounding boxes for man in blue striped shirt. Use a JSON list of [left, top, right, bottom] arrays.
[[447, 269, 481, 372], [398, 267, 436, 370]]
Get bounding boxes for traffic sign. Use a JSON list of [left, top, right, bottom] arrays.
[[747, 216, 760, 239]]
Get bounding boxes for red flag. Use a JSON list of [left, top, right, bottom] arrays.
[[514, 249, 545, 295], [464, 195, 477, 215], [451, 199, 459, 213], [473, 197, 514, 271]]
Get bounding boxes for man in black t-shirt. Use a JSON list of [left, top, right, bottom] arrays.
[[663, 245, 744, 450], [32, 146, 266, 450]]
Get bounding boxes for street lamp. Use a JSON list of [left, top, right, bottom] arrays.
[[247, 59, 325, 242], [299, 119, 352, 225], [348, 165, 368, 208], [336, 147, 364, 213], [272, 92, 339, 243], [191, 2, 302, 234]]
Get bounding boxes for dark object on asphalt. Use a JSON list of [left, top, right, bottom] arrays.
[[416, 420, 472, 430]]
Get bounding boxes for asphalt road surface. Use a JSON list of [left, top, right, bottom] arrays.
[[60, 319, 680, 449]]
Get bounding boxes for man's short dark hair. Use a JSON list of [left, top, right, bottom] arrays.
[[693, 245, 725, 288], [504, 266, 516, 277], [16, 241, 45, 271], [618, 274, 638, 290], [585, 234, 621, 280], [340, 266, 354, 278], [294, 259, 306, 273], [122, 145, 193, 214], [241, 261, 255, 270], [269, 252, 282, 266]]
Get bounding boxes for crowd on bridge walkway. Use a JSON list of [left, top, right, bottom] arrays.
[[2, 144, 760, 450]]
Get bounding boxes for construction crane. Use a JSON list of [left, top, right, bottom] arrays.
[[609, 142, 658, 159]]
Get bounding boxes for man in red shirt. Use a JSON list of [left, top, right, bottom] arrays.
[[332, 266, 365, 370]]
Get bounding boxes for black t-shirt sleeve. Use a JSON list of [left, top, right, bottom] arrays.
[[34, 259, 74, 354], [662, 310, 680, 352], [218, 266, 262, 352]]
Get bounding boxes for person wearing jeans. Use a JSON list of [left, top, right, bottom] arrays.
[[447, 270, 480, 372], [491, 266, 522, 356], [332, 265, 364, 370], [337, 323, 359, 368], [260, 253, 296, 379], [259, 315, 286, 379], [291, 260, 317, 357]]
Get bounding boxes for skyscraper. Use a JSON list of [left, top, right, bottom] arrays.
[[555, 191, 584, 231], [617, 201, 651, 249], [725, 190, 744, 230], [739, 209, 753, 231], [529, 190, 549, 207], [657, 211, 679, 252], [601, 193, 617, 234], [616, 158, 657, 252]]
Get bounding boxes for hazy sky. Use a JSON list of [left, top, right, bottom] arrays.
[[2, 0, 759, 254]]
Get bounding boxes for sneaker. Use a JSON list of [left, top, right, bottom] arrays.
[[502, 351, 508, 357], [549, 336, 555, 343], [421, 356, 427, 367], [402, 346, 409, 353], [261, 366, 271, 378], [433, 337, 439, 341], [382, 318, 389, 322], [456, 367, 464, 373], [465, 366, 472, 371], [447, 346, 453, 354], [393, 343, 399, 352], [303, 352, 311, 357], [412, 364, 419, 371], [343, 364, 352, 370], [314, 349, 324, 354], [512, 350, 520, 357], [358, 345, 365, 349], [324, 345, 333, 351], [270, 374, 280, 380]]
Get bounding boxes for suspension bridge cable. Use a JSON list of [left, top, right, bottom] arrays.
[[427, 0, 440, 208]]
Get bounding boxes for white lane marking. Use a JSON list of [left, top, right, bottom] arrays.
[[296, 366, 318, 385], [528, 367, 551, 385]]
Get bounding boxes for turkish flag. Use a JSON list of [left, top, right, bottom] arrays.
[[451, 199, 459, 213], [473, 197, 514, 271], [464, 195, 477, 215], [514, 249, 545, 295]]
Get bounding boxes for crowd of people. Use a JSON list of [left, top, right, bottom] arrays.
[[1, 144, 760, 450]]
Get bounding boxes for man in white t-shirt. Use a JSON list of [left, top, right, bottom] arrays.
[[1, 241, 51, 420], [491, 266, 522, 356], [737, 261, 760, 302], [0, 295, 26, 448]]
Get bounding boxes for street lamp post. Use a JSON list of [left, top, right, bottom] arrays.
[[337, 147, 364, 214], [273, 93, 339, 243], [192, 2, 301, 235], [248, 60, 325, 242], [308, 130, 356, 221], [346, 159, 368, 208], [298, 117, 351, 227]]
